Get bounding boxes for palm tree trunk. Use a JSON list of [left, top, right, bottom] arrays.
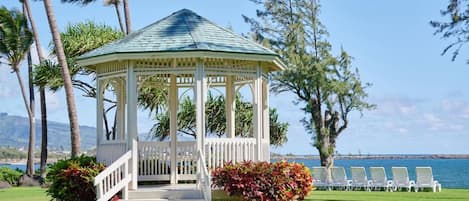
[[114, 4, 125, 33], [23, 0, 48, 179], [42, 0, 81, 157], [27, 52, 36, 177], [14, 64, 34, 176], [39, 89, 47, 178], [123, 0, 131, 34]]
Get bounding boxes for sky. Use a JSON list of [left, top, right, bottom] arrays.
[[1, 0, 468, 155]]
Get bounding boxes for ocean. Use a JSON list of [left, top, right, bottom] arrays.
[[277, 158, 469, 189], [2, 159, 468, 188]]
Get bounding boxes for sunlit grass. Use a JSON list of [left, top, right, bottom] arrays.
[[0, 187, 49, 201]]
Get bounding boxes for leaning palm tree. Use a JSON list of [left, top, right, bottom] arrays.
[[0, 6, 34, 176], [42, 0, 81, 157], [103, 0, 125, 33], [22, 0, 49, 180], [60, 0, 131, 35]]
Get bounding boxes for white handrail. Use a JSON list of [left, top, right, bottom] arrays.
[[94, 151, 132, 201], [197, 150, 211, 201]]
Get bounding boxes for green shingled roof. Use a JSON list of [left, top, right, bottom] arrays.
[[77, 9, 277, 60]]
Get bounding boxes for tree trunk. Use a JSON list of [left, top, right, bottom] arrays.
[[114, 3, 125, 33], [39, 89, 47, 179], [123, 0, 131, 34], [42, 0, 81, 157], [27, 53, 36, 177], [23, 0, 48, 179], [14, 66, 34, 176]]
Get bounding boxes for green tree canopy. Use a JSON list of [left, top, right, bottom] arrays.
[[244, 0, 374, 172], [431, 0, 469, 61]]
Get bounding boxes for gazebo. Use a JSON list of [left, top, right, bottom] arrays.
[[77, 9, 284, 200]]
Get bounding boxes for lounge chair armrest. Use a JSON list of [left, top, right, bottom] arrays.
[[387, 180, 393, 186]]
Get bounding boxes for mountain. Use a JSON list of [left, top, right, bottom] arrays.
[[0, 113, 96, 150]]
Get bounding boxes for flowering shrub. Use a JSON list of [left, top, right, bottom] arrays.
[[211, 161, 312, 201], [46, 155, 105, 201]]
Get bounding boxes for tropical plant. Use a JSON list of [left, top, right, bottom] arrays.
[[42, 0, 81, 157], [244, 0, 374, 180], [34, 21, 124, 141], [0, 167, 23, 186], [46, 155, 105, 201], [0, 6, 35, 176], [211, 161, 312, 200], [147, 92, 289, 146], [21, 0, 49, 180]]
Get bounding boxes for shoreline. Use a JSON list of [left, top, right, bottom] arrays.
[[271, 154, 469, 160]]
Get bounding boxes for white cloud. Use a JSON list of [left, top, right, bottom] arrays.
[[44, 91, 61, 112], [0, 67, 14, 98], [371, 96, 419, 116], [422, 113, 444, 131], [397, 128, 408, 133]]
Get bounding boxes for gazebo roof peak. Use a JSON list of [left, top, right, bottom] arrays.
[[77, 8, 280, 64]]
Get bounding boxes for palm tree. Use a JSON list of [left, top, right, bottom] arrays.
[[22, 0, 49, 179], [123, 0, 131, 34], [34, 21, 123, 141], [0, 6, 34, 175], [104, 0, 125, 33], [60, 0, 131, 35], [41, 0, 81, 157]]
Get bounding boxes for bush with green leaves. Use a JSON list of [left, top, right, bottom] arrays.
[[46, 155, 105, 201], [211, 161, 313, 200], [0, 167, 23, 185]]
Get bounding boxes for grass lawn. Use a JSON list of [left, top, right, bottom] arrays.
[[304, 189, 469, 201], [0, 187, 49, 201], [1, 187, 468, 201]]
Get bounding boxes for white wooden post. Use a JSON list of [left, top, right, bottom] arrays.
[[96, 79, 104, 147], [116, 79, 126, 141], [195, 60, 206, 179], [126, 62, 138, 190], [262, 78, 270, 162], [253, 64, 263, 161], [169, 74, 178, 184], [225, 75, 235, 138]]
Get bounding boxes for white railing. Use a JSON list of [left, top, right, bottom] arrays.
[[97, 140, 127, 166], [137, 141, 197, 181], [176, 141, 197, 180], [138, 141, 171, 181], [205, 138, 256, 170], [94, 151, 132, 201], [197, 150, 211, 201]]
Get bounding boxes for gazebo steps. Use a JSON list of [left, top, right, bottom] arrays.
[[126, 184, 204, 201]]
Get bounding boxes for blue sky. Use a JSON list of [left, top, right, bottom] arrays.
[[1, 0, 468, 154]]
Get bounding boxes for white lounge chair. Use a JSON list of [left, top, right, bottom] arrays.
[[311, 167, 330, 190], [416, 167, 442, 192], [331, 167, 352, 190], [350, 167, 371, 191], [369, 167, 393, 191], [391, 167, 416, 192]]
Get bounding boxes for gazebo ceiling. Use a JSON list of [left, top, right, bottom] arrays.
[[77, 9, 285, 71]]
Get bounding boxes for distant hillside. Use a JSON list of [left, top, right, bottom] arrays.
[[0, 113, 96, 150]]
